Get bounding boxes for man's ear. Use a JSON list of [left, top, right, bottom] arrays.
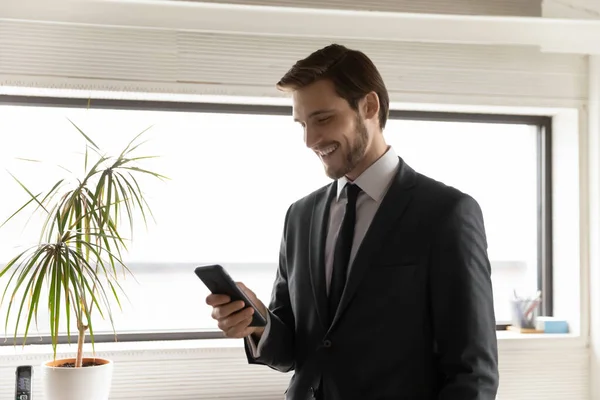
[[361, 91, 380, 122]]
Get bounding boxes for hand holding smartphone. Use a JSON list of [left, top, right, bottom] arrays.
[[195, 264, 267, 327]]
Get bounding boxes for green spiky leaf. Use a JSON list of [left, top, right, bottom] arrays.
[[0, 121, 165, 364]]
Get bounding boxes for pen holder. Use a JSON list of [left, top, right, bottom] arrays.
[[510, 298, 539, 329]]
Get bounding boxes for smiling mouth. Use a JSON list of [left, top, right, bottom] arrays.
[[316, 144, 339, 158]]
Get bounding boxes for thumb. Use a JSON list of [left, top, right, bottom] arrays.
[[237, 282, 256, 299], [236, 282, 266, 315]]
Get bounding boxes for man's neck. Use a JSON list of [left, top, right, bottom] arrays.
[[345, 142, 389, 181]]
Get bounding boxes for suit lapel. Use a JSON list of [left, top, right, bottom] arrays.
[[329, 159, 417, 329], [308, 181, 337, 329]]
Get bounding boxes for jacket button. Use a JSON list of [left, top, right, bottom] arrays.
[[323, 339, 332, 348]]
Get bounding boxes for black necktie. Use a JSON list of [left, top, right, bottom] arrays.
[[328, 183, 362, 321]]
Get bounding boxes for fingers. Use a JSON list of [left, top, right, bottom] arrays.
[[225, 320, 255, 339], [206, 282, 264, 338], [206, 293, 231, 306], [211, 300, 245, 320], [208, 298, 255, 338], [218, 307, 256, 338], [219, 307, 254, 332]]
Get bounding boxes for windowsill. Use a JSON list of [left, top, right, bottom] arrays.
[[0, 337, 239, 357], [0, 331, 586, 358], [497, 330, 586, 350], [496, 330, 575, 339]]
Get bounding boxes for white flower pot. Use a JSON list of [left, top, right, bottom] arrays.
[[42, 357, 114, 400]]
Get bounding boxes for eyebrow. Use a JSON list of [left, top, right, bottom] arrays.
[[293, 109, 335, 123]]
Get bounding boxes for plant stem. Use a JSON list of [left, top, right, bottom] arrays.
[[76, 322, 87, 368]]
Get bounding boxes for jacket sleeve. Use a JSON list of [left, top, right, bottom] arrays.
[[244, 206, 295, 372], [430, 195, 499, 399]]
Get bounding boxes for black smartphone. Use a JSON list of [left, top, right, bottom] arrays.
[[15, 365, 32, 400], [194, 264, 267, 327]]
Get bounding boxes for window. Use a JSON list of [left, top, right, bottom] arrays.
[[0, 97, 551, 344], [384, 113, 551, 324]]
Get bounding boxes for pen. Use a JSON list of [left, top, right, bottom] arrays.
[[524, 291, 542, 319]]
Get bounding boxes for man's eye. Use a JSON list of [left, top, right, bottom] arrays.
[[318, 116, 331, 124]]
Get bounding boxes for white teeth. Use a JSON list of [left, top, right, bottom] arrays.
[[318, 145, 338, 156]]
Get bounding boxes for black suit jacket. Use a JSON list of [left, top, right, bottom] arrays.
[[245, 157, 499, 399]]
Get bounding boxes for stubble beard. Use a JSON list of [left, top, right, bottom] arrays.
[[325, 116, 369, 180]]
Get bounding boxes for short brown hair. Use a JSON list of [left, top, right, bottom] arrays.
[[277, 44, 390, 129]]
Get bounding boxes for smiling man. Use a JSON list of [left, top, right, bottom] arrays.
[[206, 44, 499, 400]]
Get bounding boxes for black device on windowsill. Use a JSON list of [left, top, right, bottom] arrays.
[[15, 365, 33, 400]]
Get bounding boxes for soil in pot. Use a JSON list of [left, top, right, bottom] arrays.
[[46, 358, 110, 368]]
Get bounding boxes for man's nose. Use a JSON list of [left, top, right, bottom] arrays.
[[304, 126, 319, 149]]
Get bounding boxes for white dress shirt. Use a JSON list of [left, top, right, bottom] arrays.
[[249, 146, 400, 355], [324, 146, 400, 293]]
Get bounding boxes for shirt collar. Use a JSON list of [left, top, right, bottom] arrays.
[[336, 146, 399, 203]]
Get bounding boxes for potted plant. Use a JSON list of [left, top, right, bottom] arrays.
[[0, 120, 165, 400]]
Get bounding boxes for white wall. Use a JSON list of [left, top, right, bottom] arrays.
[[0, 336, 591, 400], [0, 0, 598, 399], [587, 55, 600, 400], [551, 109, 584, 335]]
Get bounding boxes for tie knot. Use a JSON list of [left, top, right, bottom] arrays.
[[345, 183, 362, 204]]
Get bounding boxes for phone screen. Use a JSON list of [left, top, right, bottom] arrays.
[[15, 366, 32, 400]]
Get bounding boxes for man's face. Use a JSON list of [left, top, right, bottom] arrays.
[[292, 80, 369, 180]]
